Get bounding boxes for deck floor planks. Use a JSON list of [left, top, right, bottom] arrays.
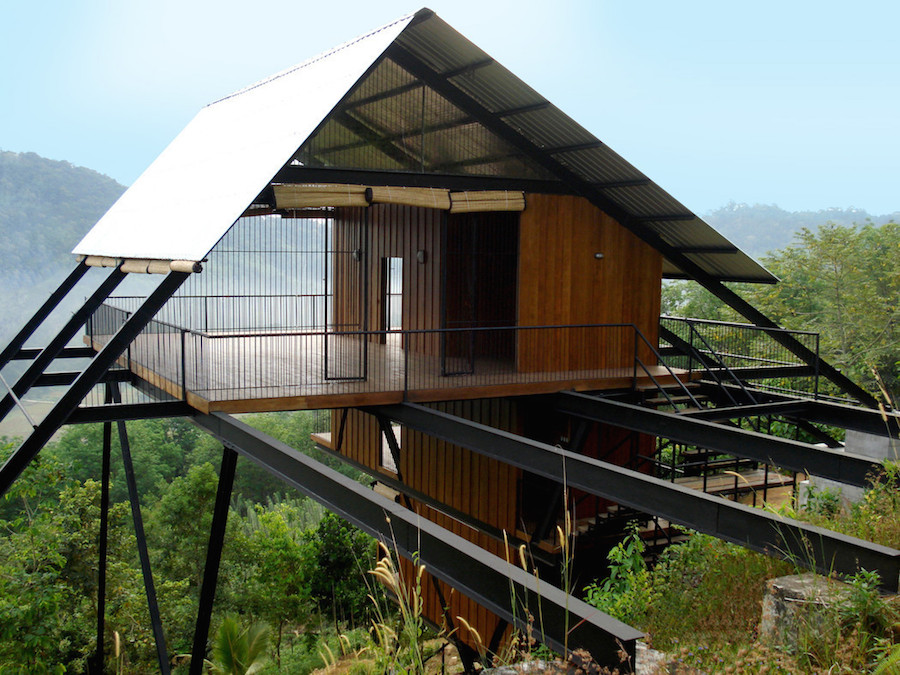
[[88, 331, 697, 414]]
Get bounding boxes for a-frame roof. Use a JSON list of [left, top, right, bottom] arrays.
[[74, 8, 775, 284]]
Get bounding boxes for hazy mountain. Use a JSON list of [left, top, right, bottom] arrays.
[[0, 150, 125, 345], [1, 149, 898, 344], [704, 201, 900, 258]]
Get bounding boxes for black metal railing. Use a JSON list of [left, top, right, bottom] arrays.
[[88, 302, 678, 404], [660, 315, 821, 399]]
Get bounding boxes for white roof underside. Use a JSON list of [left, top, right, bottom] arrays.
[[73, 13, 415, 261]]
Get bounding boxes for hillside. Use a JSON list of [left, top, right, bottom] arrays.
[[0, 150, 125, 344], [1, 150, 898, 342], [704, 201, 900, 257]]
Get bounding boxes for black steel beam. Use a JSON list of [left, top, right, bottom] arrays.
[[0, 267, 127, 422], [89, 404, 113, 674], [33, 368, 132, 388], [711, 385, 900, 439], [371, 414, 473, 672], [339, 58, 492, 113], [192, 412, 643, 665], [547, 141, 605, 155], [321, 115, 476, 158], [67, 401, 195, 425], [368, 402, 900, 591], [13, 346, 96, 360], [802, 399, 900, 440], [0, 262, 89, 370], [190, 446, 237, 675], [0, 272, 190, 498], [312, 439, 553, 565], [681, 400, 810, 421], [699, 283, 877, 407], [554, 392, 880, 487], [702, 365, 814, 381], [332, 111, 422, 169]]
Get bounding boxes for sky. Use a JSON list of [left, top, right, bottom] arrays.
[[3, 0, 899, 215]]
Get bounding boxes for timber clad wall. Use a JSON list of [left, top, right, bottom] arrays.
[[517, 194, 663, 370], [331, 401, 520, 646], [334, 203, 444, 356], [330, 193, 664, 648]]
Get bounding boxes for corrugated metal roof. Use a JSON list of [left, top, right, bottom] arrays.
[[73, 8, 774, 283]]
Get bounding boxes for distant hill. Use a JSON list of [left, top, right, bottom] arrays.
[[0, 150, 125, 345], [704, 201, 900, 258]]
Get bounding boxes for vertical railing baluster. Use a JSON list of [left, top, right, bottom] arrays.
[[180, 329, 187, 401]]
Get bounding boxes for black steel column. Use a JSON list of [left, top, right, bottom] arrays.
[[0, 261, 89, 370], [0, 271, 189, 497], [189, 446, 237, 675], [113, 383, 171, 675], [0, 266, 127, 423], [88, 387, 114, 675]]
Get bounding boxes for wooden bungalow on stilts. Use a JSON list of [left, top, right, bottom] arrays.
[[1, 8, 899, 673]]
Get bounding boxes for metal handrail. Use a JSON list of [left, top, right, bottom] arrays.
[[661, 315, 819, 337], [632, 327, 702, 408]]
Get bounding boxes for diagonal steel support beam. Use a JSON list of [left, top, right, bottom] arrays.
[[0, 261, 90, 370], [113, 384, 170, 674], [89, 386, 114, 674], [388, 42, 874, 406], [371, 414, 473, 672], [0, 272, 190, 497], [554, 392, 880, 487], [0, 266, 127, 423], [192, 412, 643, 666], [367, 402, 900, 592], [190, 446, 237, 675]]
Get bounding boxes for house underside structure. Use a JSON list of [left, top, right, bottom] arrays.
[[2, 8, 899, 674]]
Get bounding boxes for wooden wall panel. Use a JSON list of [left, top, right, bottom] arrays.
[[517, 194, 663, 371], [333, 398, 521, 651], [332, 204, 444, 355]]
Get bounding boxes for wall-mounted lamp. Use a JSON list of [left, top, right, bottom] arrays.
[[594, 252, 604, 260], [417, 249, 428, 264]]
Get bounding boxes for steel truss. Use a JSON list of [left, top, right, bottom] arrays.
[[552, 392, 882, 487], [192, 411, 644, 665], [365, 402, 900, 592]]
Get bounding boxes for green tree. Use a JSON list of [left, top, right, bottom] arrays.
[[228, 502, 314, 665], [205, 616, 269, 675], [0, 449, 138, 672], [303, 512, 375, 626], [48, 418, 208, 505], [746, 222, 900, 400], [663, 222, 900, 403]]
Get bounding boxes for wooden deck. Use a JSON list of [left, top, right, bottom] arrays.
[[89, 330, 696, 414]]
